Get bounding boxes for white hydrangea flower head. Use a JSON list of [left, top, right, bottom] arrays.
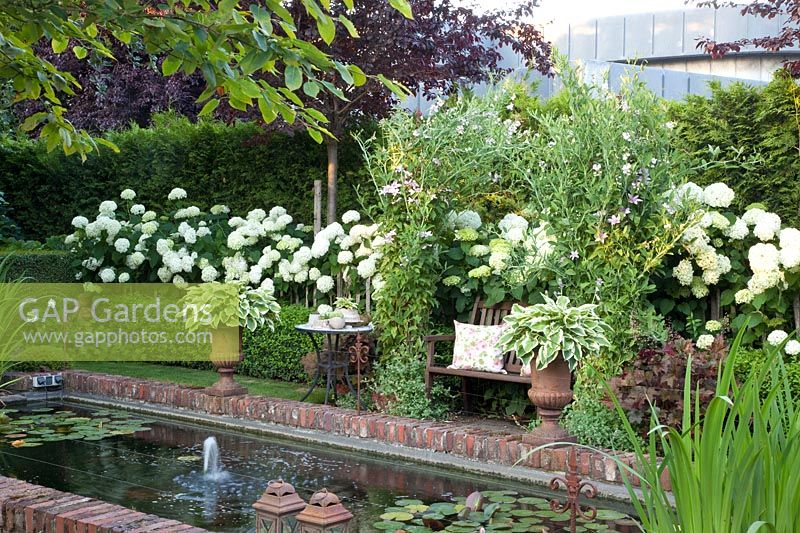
[[260, 277, 275, 293], [64, 234, 76, 246], [157, 266, 172, 283], [227, 231, 247, 250], [748, 243, 780, 273], [339, 235, 355, 249], [742, 207, 766, 226], [767, 330, 789, 346], [499, 214, 529, 243], [311, 238, 330, 259], [317, 304, 333, 315], [453, 210, 482, 230], [747, 270, 785, 295], [222, 253, 248, 282], [735, 288, 754, 304], [142, 211, 157, 222], [294, 270, 308, 283], [342, 210, 361, 224], [269, 206, 287, 219], [99, 267, 116, 283], [705, 320, 722, 333], [724, 217, 748, 240], [357, 257, 377, 278], [696, 334, 714, 350], [673, 259, 694, 286], [130, 204, 145, 216], [168, 188, 187, 200], [249, 265, 264, 285], [674, 182, 703, 205], [308, 267, 322, 281], [99, 200, 118, 216], [172, 274, 187, 288], [118, 272, 130, 283], [210, 204, 230, 215], [120, 189, 136, 200], [337, 250, 354, 265], [200, 266, 219, 282], [779, 227, 800, 269], [468, 245, 491, 257], [125, 252, 145, 269], [701, 183, 735, 208], [690, 277, 709, 298], [355, 245, 372, 258], [785, 340, 800, 356], [316, 275, 335, 293], [753, 212, 781, 241], [141, 221, 159, 235], [247, 208, 267, 222], [72, 216, 89, 229], [114, 238, 130, 253], [196, 226, 211, 238]]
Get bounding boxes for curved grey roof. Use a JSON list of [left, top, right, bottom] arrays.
[[551, 7, 800, 63]]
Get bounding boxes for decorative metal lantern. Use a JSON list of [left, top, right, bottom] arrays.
[[295, 489, 353, 533], [253, 479, 307, 533]]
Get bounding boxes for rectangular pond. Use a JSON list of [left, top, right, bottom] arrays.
[[0, 402, 634, 532]]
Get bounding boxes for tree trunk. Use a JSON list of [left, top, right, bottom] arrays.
[[326, 137, 338, 224]]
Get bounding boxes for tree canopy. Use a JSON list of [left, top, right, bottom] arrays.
[[697, 1, 800, 76], [0, 0, 413, 158]]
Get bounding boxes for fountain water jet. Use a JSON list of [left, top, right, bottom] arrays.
[[203, 436, 228, 481]]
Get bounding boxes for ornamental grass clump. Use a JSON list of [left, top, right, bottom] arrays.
[[498, 294, 611, 371], [605, 328, 800, 532]]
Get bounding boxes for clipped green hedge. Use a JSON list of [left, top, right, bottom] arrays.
[[0, 113, 372, 241], [669, 72, 800, 226], [0, 251, 74, 282], [240, 304, 314, 382]]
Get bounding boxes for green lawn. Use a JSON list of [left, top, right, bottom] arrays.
[[72, 362, 324, 403]]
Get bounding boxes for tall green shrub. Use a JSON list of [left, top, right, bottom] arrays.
[[669, 72, 800, 226], [0, 113, 371, 240]]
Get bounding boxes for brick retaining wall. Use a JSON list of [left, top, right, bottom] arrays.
[[0, 475, 208, 532], [52, 370, 657, 488]]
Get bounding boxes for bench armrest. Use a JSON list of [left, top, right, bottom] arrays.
[[424, 334, 455, 369]]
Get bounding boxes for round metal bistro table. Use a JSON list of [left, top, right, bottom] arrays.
[[295, 323, 373, 408]]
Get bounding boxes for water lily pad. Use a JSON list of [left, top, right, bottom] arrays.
[[593, 510, 629, 521], [380, 511, 414, 521], [517, 497, 548, 506], [18, 441, 42, 447], [487, 495, 517, 504], [510, 509, 535, 517], [405, 504, 429, 513], [373, 521, 406, 530], [4, 433, 27, 439], [31, 408, 53, 413], [427, 502, 458, 515]]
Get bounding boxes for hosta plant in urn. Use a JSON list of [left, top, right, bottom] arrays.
[[183, 281, 281, 396], [499, 294, 610, 446], [333, 297, 360, 324]]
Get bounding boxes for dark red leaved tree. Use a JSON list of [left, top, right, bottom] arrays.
[[696, 1, 800, 76]]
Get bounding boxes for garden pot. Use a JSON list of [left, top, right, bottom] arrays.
[[206, 326, 247, 397], [328, 316, 347, 329], [338, 308, 361, 324], [525, 355, 576, 447], [308, 313, 320, 326]]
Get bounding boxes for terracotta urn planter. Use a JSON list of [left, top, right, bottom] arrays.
[[525, 355, 576, 447], [207, 326, 247, 397]]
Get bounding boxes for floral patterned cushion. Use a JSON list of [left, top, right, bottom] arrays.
[[448, 321, 507, 374]]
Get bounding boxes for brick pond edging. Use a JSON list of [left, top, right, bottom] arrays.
[[0, 475, 208, 532], [39, 370, 663, 490]]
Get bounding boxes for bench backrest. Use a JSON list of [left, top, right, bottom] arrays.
[[469, 299, 524, 374]]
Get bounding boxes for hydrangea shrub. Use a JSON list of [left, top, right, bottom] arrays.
[[66, 188, 381, 305]]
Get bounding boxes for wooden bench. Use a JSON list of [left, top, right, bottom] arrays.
[[424, 299, 528, 412]]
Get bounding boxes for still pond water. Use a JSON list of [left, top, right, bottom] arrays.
[[0, 402, 634, 532]]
